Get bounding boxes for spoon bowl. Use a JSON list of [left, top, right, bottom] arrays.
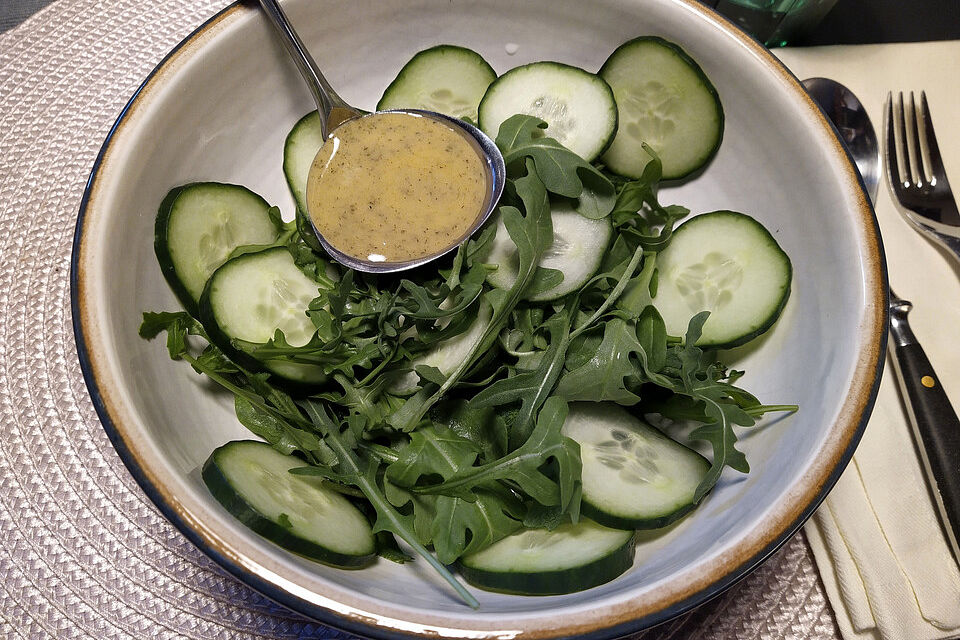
[[257, 0, 505, 273], [802, 77, 880, 203], [308, 108, 505, 273]]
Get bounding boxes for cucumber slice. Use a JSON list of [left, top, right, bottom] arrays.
[[478, 62, 617, 162], [599, 36, 723, 180], [202, 440, 376, 568], [653, 210, 791, 348], [389, 301, 493, 394], [155, 183, 282, 316], [199, 246, 328, 384], [283, 112, 324, 217], [478, 199, 612, 301], [458, 518, 634, 595], [282, 112, 326, 253], [378, 45, 497, 122], [562, 403, 709, 530]]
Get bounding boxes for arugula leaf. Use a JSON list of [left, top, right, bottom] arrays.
[[301, 401, 479, 609], [495, 114, 615, 219], [609, 149, 690, 252], [385, 424, 480, 487], [386, 385, 436, 432], [569, 244, 645, 340], [555, 318, 650, 405], [415, 397, 581, 515], [394, 261, 487, 320], [382, 480, 439, 547], [383, 423, 523, 564], [471, 304, 574, 446], [234, 395, 336, 465], [388, 158, 555, 431], [669, 313, 752, 501], [617, 253, 658, 315], [637, 305, 668, 373], [375, 531, 414, 564], [139, 311, 204, 359], [429, 401, 508, 463], [431, 489, 523, 564]]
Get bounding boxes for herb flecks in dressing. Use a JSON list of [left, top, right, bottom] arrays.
[[306, 112, 487, 263]]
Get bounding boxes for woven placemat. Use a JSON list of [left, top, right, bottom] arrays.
[[0, 1, 841, 637]]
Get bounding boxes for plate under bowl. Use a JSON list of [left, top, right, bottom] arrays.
[[71, 0, 886, 637]]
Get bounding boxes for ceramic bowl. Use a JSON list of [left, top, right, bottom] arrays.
[[72, 0, 886, 637]]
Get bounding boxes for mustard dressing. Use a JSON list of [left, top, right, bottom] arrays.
[[306, 112, 488, 264]]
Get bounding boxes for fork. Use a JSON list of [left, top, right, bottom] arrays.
[[883, 90, 960, 565], [885, 91, 960, 261]]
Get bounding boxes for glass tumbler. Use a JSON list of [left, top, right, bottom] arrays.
[[703, 0, 841, 47]]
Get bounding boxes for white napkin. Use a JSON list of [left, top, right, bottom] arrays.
[[805, 372, 960, 640], [774, 42, 960, 640]]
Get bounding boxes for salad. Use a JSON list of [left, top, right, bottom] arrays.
[[141, 35, 795, 606]]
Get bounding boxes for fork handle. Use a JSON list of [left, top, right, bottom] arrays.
[[889, 335, 960, 564]]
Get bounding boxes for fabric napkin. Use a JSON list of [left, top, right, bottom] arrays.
[[775, 42, 960, 640]]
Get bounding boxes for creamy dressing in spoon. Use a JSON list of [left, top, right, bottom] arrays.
[[306, 112, 488, 264]]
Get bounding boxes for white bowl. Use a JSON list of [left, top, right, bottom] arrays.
[[71, 0, 886, 637]]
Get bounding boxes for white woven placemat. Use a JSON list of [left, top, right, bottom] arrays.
[[0, 0, 840, 637]]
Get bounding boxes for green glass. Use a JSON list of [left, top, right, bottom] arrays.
[[705, 0, 841, 47]]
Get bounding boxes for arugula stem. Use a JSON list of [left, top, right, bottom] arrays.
[[745, 404, 799, 417], [356, 344, 398, 387], [182, 354, 312, 431], [359, 442, 400, 464], [180, 353, 321, 464], [570, 244, 645, 341], [412, 449, 539, 496]]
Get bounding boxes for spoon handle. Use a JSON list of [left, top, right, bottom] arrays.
[[255, 0, 361, 136]]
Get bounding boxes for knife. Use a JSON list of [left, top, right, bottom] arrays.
[[888, 291, 960, 565]]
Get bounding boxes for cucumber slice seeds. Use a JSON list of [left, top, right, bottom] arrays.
[[478, 61, 617, 162], [562, 403, 709, 530], [200, 246, 328, 383], [600, 36, 723, 180], [458, 518, 635, 595], [653, 211, 792, 347], [203, 440, 376, 568], [378, 45, 497, 121], [155, 183, 281, 316]]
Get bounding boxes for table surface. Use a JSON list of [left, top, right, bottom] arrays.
[[0, 1, 956, 639]]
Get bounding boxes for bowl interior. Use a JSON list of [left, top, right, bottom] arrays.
[[75, 0, 883, 636]]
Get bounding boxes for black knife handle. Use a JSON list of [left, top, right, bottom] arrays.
[[890, 340, 960, 562]]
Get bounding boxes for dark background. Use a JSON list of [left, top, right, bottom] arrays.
[[798, 0, 960, 45], [2, 1, 960, 40]]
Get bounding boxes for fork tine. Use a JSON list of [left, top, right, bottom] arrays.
[[918, 91, 949, 185], [904, 92, 924, 187], [888, 92, 908, 187], [887, 90, 960, 234], [884, 93, 896, 185]]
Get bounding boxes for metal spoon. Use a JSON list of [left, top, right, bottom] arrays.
[[802, 77, 880, 202], [256, 0, 505, 273], [804, 76, 960, 565]]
